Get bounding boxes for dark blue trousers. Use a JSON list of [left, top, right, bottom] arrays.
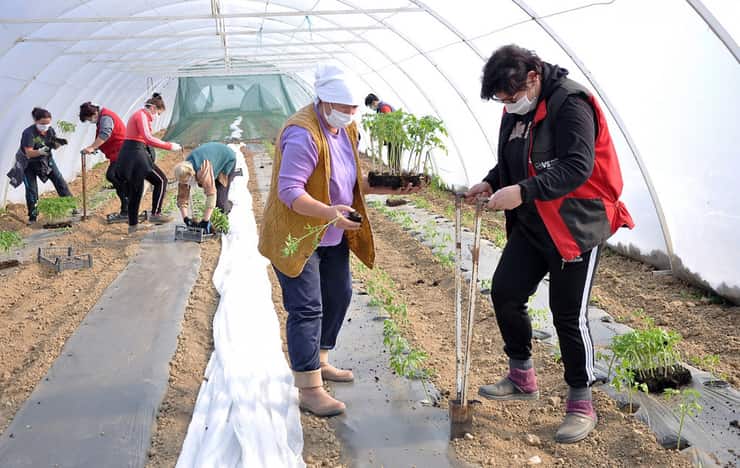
[[274, 237, 352, 372]]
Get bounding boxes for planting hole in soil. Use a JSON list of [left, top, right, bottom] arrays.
[[618, 400, 641, 414], [659, 435, 691, 451], [703, 379, 730, 389], [634, 365, 693, 393]]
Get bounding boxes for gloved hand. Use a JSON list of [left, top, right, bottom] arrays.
[[183, 216, 193, 227], [38, 146, 51, 156], [170, 142, 182, 152], [198, 219, 213, 234]]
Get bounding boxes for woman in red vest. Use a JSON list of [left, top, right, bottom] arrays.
[[466, 45, 634, 444], [79, 102, 128, 220]]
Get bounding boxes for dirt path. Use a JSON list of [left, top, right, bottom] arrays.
[[0, 150, 183, 435]]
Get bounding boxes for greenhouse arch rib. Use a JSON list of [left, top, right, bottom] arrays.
[[510, 0, 676, 271], [686, 0, 740, 62]]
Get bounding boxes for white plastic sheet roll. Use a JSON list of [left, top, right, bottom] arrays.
[[176, 133, 304, 467]]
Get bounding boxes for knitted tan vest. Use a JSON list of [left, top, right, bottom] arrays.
[[257, 104, 375, 277]]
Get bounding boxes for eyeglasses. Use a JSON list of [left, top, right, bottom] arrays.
[[490, 81, 535, 104]]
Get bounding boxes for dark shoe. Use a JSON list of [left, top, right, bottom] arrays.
[[148, 213, 173, 224], [478, 375, 539, 401], [555, 411, 597, 444], [127, 225, 138, 234]]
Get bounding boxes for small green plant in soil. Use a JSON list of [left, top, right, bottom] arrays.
[[209, 207, 230, 234], [0, 231, 22, 252], [434, 250, 455, 269], [492, 227, 507, 249], [411, 196, 431, 210], [689, 354, 726, 381], [613, 362, 649, 413], [56, 120, 76, 134], [663, 388, 702, 450], [36, 196, 77, 222], [527, 295, 548, 330], [263, 139, 275, 159]]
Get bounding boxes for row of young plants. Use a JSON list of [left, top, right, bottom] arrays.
[[352, 259, 433, 400], [184, 188, 230, 234], [367, 199, 456, 269], [0, 231, 22, 253]]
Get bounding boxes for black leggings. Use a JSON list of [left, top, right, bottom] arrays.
[[105, 161, 129, 215], [116, 140, 168, 226], [491, 225, 602, 388], [126, 164, 167, 226]]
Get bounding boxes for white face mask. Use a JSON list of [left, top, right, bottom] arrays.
[[324, 105, 353, 128], [36, 123, 51, 132], [505, 92, 537, 115]]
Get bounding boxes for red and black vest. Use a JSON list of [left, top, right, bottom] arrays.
[[97, 108, 126, 162], [521, 79, 634, 260]]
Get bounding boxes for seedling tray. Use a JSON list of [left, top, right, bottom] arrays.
[[42, 221, 73, 229], [174, 225, 214, 243], [0, 259, 20, 270], [37, 247, 93, 273]]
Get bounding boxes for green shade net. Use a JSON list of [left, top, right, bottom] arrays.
[[164, 74, 313, 147]]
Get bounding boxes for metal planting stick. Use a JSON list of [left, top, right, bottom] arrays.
[[454, 193, 464, 401], [460, 197, 484, 404]]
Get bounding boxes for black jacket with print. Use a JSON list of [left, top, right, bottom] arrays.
[[483, 63, 597, 247]]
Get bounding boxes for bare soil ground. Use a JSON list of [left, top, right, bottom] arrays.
[[403, 181, 739, 387], [0, 150, 184, 434], [362, 208, 689, 467]]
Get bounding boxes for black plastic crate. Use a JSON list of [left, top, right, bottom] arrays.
[[37, 247, 93, 273], [174, 225, 214, 243]]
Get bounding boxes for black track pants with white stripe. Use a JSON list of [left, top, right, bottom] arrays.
[[491, 225, 601, 388]]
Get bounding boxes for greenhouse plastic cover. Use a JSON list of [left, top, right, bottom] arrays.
[[0, 0, 737, 303]]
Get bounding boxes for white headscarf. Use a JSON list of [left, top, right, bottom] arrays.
[[314, 64, 361, 106]]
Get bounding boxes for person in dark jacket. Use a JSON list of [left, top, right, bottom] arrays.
[[8, 107, 73, 223], [79, 102, 128, 220], [466, 45, 634, 444], [364, 93, 394, 114]]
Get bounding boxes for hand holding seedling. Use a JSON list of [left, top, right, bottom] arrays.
[[487, 184, 523, 211]]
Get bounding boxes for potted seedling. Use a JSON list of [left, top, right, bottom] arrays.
[[282, 211, 362, 257], [607, 319, 691, 393], [0, 230, 23, 270], [663, 388, 702, 450], [36, 196, 77, 229], [404, 113, 447, 184], [209, 207, 230, 234]]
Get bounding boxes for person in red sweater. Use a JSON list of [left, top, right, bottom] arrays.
[[79, 102, 128, 220], [115, 93, 181, 233]]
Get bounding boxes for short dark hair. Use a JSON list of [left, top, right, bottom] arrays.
[[364, 93, 379, 107], [145, 92, 165, 111], [481, 44, 543, 99], [32, 107, 52, 121], [79, 101, 100, 122]]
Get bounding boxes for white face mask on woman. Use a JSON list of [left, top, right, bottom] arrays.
[[324, 105, 354, 128], [505, 92, 537, 115], [36, 123, 51, 132]]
